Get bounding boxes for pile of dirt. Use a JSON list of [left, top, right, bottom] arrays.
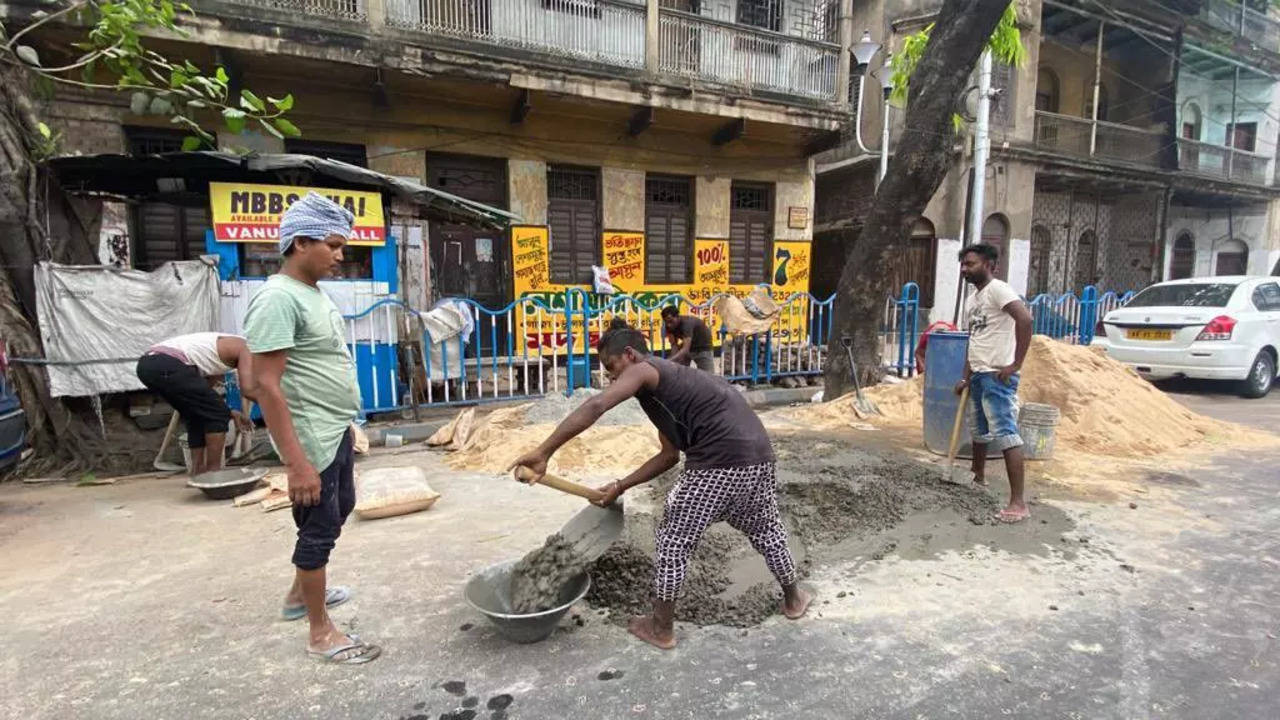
[[444, 401, 660, 475], [1016, 336, 1252, 456], [785, 376, 925, 428], [584, 443, 999, 627], [778, 336, 1266, 458]]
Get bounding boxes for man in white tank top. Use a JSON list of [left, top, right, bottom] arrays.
[[135, 332, 256, 475]]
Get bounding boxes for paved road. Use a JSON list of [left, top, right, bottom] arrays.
[[4, 386, 1279, 719], [1161, 378, 1280, 433]]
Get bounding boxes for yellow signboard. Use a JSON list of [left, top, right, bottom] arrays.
[[208, 182, 386, 246], [510, 225, 813, 354]]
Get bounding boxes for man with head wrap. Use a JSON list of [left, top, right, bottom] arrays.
[[242, 192, 380, 664]]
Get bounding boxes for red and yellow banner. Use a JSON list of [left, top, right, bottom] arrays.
[[208, 182, 386, 245]]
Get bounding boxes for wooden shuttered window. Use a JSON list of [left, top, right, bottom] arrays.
[[729, 181, 773, 284], [548, 166, 601, 285], [125, 127, 210, 270], [644, 175, 693, 284]]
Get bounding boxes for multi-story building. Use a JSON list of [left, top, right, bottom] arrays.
[[8, 0, 854, 316], [815, 0, 1280, 325]]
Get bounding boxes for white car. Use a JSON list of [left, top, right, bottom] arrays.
[[1100, 276, 1280, 398]]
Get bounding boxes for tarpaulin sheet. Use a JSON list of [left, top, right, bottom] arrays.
[[35, 259, 221, 397]]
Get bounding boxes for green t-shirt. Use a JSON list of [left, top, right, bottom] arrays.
[[243, 274, 361, 471]]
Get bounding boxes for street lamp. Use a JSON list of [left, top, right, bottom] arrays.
[[849, 31, 893, 185], [852, 31, 881, 73]]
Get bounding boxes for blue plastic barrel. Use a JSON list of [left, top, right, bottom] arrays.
[[922, 331, 999, 459]]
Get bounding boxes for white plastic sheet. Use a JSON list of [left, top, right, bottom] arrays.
[[35, 259, 221, 397]]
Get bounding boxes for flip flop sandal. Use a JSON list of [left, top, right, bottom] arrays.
[[308, 634, 382, 665], [281, 586, 351, 621]]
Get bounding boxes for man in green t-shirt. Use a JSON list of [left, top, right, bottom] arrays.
[[242, 193, 378, 665]]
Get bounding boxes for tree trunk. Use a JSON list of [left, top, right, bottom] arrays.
[[823, 0, 1010, 398], [0, 67, 100, 469]]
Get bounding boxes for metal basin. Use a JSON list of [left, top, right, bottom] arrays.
[[186, 467, 268, 500], [463, 559, 590, 644]]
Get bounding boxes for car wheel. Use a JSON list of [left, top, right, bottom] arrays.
[[1240, 351, 1275, 399]]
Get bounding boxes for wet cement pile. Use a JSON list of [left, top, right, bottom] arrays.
[[508, 533, 591, 613], [584, 443, 1000, 627]]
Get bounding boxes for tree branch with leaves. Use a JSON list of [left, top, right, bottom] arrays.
[[2, 0, 300, 154]]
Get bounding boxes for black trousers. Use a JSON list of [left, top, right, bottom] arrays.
[[291, 432, 356, 571], [135, 354, 229, 449]]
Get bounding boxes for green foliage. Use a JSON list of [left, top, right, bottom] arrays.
[[888, 2, 1026, 130], [2, 0, 301, 151]]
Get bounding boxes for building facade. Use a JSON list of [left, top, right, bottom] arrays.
[[815, 0, 1280, 326], [9, 0, 854, 323]]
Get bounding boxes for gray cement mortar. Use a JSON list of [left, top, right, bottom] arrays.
[[508, 533, 589, 613], [577, 438, 1002, 627]]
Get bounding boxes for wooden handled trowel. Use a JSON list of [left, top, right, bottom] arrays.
[[514, 466, 623, 562]]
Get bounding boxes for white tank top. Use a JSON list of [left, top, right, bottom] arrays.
[[152, 332, 237, 375]]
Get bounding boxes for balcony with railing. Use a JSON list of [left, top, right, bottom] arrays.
[[200, 0, 842, 104], [220, 0, 367, 22], [1199, 0, 1280, 54], [1032, 111, 1168, 170], [657, 9, 839, 102], [386, 0, 647, 70], [1178, 137, 1273, 185]]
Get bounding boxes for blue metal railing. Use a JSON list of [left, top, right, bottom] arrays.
[[337, 283, 1135, 414]]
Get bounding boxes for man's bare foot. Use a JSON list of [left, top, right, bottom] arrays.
[[781, 587, 811, 620], [996, 504, 1029, 523], [627, 615, 677, 650], [973, 475, 989, 487]]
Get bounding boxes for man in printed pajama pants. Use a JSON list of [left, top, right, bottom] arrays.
[[512, 318, 810, 650]]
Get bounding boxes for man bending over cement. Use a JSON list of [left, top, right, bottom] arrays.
[[136, 332, 255, 475], [511, 318, 810, 649], [955, 243, 1033, 523], [243, 193, 379, 664], [661, 305, 714, 372]]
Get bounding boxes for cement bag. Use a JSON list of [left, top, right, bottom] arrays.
[[354, 466, 441, 520], [592, 265, 615, 295], [714, 291, 779, 336], [350, 423, 370, 454], [426, 409, 464, 447], [447, 407, 476, 451]]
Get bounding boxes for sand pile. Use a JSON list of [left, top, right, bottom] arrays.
[[442, 397, 660, 475], [779, 336, 1264, 458], [788, 376, 925, 428], [1017, 336, 1252, 455]]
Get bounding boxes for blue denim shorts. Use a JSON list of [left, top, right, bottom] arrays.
[[968, 372, 1023, 452]]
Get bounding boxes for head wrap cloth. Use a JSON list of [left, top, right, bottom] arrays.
[[277, 192, 355, 254]]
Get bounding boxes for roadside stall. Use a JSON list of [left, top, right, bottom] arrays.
[[47, 151, 516, 415]]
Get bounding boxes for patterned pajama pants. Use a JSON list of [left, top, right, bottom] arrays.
[[653, 462, 797, 602]]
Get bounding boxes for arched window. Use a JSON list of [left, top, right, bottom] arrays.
[[1170, 232, 1195, 280], [1029, 224, 1052, 296], [1036, 67, 1060, 113], [982, 213, 1011, 279], [1215, 239, 1249, 276], [1074, 230, 1098, 289], [888, 218, 938, 307], [1181, 103, 1202, 141]]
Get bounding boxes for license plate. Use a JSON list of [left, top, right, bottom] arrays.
[[1127, 328, 1172, 341]]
